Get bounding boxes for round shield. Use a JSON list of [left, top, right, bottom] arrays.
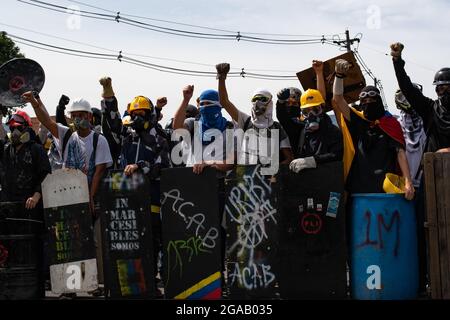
[[0, 58, 45, 107]]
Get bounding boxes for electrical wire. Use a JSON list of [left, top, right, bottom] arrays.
[[18, 0, 335, 45], [5, 32, 303, 80]]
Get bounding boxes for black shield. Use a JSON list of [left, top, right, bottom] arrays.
[[0, 58, 45, 107]]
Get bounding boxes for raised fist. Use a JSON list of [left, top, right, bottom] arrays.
[[312, 60, 324, 73], [156, 97, 168, 108], [58, 94, 70, 107], [277, 88, 291, 102], [99, 76, 115, 98], [335, 59, 351, 77], [216, 63, 230, 80], [183, 85, 194, 101], [390, 42, 404, 59]]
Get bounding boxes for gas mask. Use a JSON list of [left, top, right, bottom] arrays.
[[73, 117, 90, 130], [130, 115, 148, 132], [10, 127, 30, 145], [395, 90, 412, 113], [302, 105, 323, 132]]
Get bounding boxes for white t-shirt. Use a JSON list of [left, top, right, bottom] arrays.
[[56, 124, 113, 177], [236, 111, 291, 165], [183, 118, 234, 167]]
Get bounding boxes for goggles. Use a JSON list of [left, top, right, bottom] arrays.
[[251, 95, 270, 103], [359, 91, 380, 99], [301, 105, 323, 117]]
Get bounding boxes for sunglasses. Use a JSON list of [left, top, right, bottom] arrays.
[[251, 95, 270, 103], [359, 91, 380, 99]]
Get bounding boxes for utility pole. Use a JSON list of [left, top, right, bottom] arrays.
[[333, 29, 360, 53]]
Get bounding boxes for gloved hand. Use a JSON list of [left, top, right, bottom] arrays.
[[99, 76, 115, 98], [335, 59, 351, 78], [216, 63, 230, 80], [58, 94, 70, 108], [277, 88, 291, 103], [289, 156, 317, 173], [390, 42, 404, 60]]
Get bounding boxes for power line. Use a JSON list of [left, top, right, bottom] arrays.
[[0, 22, 300, 73], [18, 0, 337, 45], [5, 32, 301, 80], [67, 0, 344, 38]]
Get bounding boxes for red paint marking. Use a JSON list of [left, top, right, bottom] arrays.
[[9, 76, 25, 92], [301, 212, 322, 234], [202, 287, 222, 300]]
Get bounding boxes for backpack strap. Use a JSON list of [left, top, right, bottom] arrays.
[[243, 116, 252, 131], [92, 131, 99, 163], [61, 129, 73, 157]]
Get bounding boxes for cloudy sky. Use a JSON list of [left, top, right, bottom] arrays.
[[1, 0, 449, 122]]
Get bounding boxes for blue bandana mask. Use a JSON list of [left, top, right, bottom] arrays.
[[200, 105, 225, 128], [198, 104, 227, 145]]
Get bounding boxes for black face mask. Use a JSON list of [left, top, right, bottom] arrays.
[[439, 91, 450, 109], [288, 106, 301, 119], [361, 102, 385, 121], [131, 115, 146, 131]]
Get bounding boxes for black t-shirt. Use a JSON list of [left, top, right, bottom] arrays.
[[346, 111, 403, 193]]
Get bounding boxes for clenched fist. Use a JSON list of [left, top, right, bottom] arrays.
[[99, 76, 115, 98], [312, 60, 324, 74], [335, 59, 351, 77], [216, 63, 230, 80], [183, 85, 194, 101], [390, 42, 404, 60], [156, 97, 168, 108]]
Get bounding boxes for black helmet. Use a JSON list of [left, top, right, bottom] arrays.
[[433, 68, 450, 86]]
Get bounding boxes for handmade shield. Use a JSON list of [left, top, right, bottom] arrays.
[[296, 51, 366, 108], [224, 165, 280, 299], [277, 161, 347, 299], [161, 167, 222, 299], [99, 170, 155, 299], [42, 169, 98, 294], [0, 58, 45, 107]]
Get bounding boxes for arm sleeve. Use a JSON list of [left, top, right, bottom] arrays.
[[393, 58, 435, 124]]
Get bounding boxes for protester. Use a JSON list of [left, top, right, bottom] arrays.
[[331, 59, 415, 200], [215, 62, 293, 169], [0, 109, 51, 299]]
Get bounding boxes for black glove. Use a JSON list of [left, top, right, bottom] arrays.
[[58, 94, 70, 108], [277, 88, 291, 102]]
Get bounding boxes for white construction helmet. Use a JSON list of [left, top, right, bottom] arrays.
[[69, 98, 92, 114]]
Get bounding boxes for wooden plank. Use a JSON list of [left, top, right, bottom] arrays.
[[442, 154, 450, 299], [423, 152, 441, 299], [435, 154, 449, 299]]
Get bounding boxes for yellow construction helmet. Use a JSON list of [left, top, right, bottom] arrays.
[[300, 89, 325, 109], [128, 95, 154, 113], [383, 173, 406, 194]]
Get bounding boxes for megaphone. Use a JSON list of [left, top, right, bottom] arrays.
[[0, 58, 45, 107]]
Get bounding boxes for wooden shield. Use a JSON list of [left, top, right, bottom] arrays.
[[296, 51, 366, 108]]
